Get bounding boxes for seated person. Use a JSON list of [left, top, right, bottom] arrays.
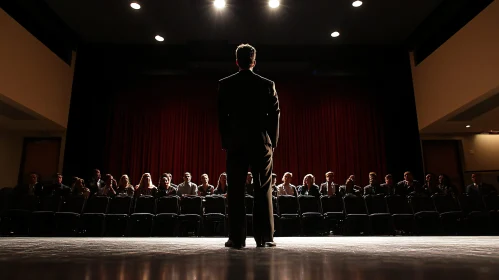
[[320, 171, 340, 196], [437, 174, 457, 197], [46, 173, 71, 197], [116, 174, 135, 197], [245, 172, 254, 196], [297, 174, 321, 198], [423, 173, 440, 196], [177, 172, 197, 196], [340, 178, 360, 198], [135, 173, 158, 197], [157, 175, 177, 197], [14, 172, 44, 197], [161, 173, 177, 189], [380, 174, 396, 195], [271, 173, 278, 197], [364, 172, 389, 196], [395, 171, 422, 197], [87, 168, 104, 196], [347, 175, 362, 193], [466, 173, 497, 196], [71, 177, 90, 199], [277, 172, 297, 196], [214, 172, 228, 195], [197, 174, 214, 196], [97, 174, 117, 197]]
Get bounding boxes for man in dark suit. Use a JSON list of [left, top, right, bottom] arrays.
[[218, 44, 280, 248], [14, 172, 43, 197], [45, 173, 71, 197], [87, 169, 104, 196], [466, 173, 497, 196], [320, 171, 340, 196]]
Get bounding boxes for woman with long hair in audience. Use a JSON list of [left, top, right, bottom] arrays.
[[297, 174, 321, 198], [437, 174, 457, 197], [197, 174, 214, 196], [71, 177, 90, 199], [214, 172, 228, 195], [135, 173, 158, 197], [116, 174, 135, 197], [157, 174, 177, 197]]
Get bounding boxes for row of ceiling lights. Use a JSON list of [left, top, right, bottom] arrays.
[[130, 1, 363, 41]]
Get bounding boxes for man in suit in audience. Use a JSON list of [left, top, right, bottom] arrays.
[[14, 172, 44, 197], [87, 169, 104, 196], [177, 172, 198, 196], [46, 173, 71, 197], [364, 172, 389, 196], [320, 171, 340, 196], [395, 171, 422, 197], [380, 174, 396, 195], [218, 44, 280, 248], [466, 173, 496, 196]]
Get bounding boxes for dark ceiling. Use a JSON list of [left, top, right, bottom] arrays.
[[43, 0, 445, 45]]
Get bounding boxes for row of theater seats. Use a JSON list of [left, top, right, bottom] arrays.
[[1, 188, 499, 237]]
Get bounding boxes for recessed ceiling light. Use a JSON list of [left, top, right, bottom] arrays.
[[269, 0, 280, 9], [155, 35, 164, 42], [214, 0, 226, 9], [331, 31, 340, 38], [130, 2, 141, 10], [352, 1, 363, 7], [466, 125, 471, 128]]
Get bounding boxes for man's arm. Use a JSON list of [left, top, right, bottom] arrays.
[[217, 81, 229, 150], [267, 82, 280, 148]]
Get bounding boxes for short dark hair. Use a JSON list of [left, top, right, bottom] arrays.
[[385, 174, 393, 179], [54, 173, 62, 178], [236, 44, 256, 69], [271, 173, 277, 179]]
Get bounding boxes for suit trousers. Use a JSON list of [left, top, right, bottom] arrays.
[[226, 144, 274, 245]]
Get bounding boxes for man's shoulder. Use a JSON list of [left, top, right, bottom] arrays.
[[219, 72, 239, 83], [253, 73, 274, 85]]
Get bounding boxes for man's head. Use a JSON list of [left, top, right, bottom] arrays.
[[246, 172, 253, 184], [93, 169, 101, 180], [54, 173, 63, 184], [425, 173, 433, 183], [325, 171, 334, 182], [385, 174, 393, 185], [271, 173, 277, 185], [29, 173, 38, 184], [236, 44, 256, 70], [404, 171, 413, 182], [369, 172, 377, 185], [282, 172, 292, 184], [184, 172, 192, 183], [471, 173, 481, 184]]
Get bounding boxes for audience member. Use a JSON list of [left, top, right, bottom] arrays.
[[135, 173, 158, 197], [364, 172, 389, 196], [72, 177, 90, 198], [340, 177, 359, 198], [277, 172, 297, 196], [298, 174, 321, 198], [87, 169, 104, 196], [245, 172, 254, 196], [197, 174, 214, 196], [177, 172, 197, 196], [14, 172, 43, 197], [348, 175, 362, 193], [380, 174, 395, 195], [437, 174, 457, 197], [466, 173, 496, 197], [395, 171, 422, 197], [98, 174, 117, 197], [320, 171, 340, 196], [47, 173, 71, 197], [157, 174, 177, 197], [271, 173, 278, 197], [423, 173, 440, 196], [214, 172, 228, 195], [116, 174, 134, 197]]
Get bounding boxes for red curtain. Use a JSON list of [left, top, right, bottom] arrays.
[[105, 75, 385, 187]]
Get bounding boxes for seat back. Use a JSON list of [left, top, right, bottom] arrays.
[[432, 195, 460, 213], [59, 196, 86, 213], [483, 195, 499, 211], [156, 196, 179, 214], [38, 196, 61, 212], [245, 195, 254, 214], [277, 195, 299, 215], [343, 196, 367, 215], [204, 195, 226, 214], [272, 196, 279, 215], [9, 195, 38, 211], [108, 196, 132, 214], [409, 196, 436, 213], [364, 195, 389, 214], [457, 194, 485, 214], [0, 187, 13, 211], [134, 196, 156, 214], [180, 196, 202, 215], [386, 195, 412, 214], [84, 196, 109, 214], [298, 195, 321, 214], [320, 195, 344, 213]]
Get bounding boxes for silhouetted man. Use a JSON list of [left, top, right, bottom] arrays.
[[218, 44, 280, 248]]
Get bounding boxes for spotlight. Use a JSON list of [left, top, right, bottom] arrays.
[[331, 31, 340, 38], [352, 1, 363, 7], [214, 0, 226, 9], [269, 0, 280, 9], [466, 125, 471, 128], [130, 2, 141, 10], [155, 35, 164, 42]]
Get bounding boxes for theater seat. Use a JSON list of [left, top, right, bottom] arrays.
[[298, 195, 324, 236], [386, 195, 414, 235], [55, 196, 86, 236], [457, 194, 489, 235], [343, 195, 369, 235], [432, 195, 463, 235], [1, 195, 37, 236], [178, 196, 202, 236], [105, 196, 132, 237], [203, 195, 226, 236], [272, 196, 280, 236], [129, 196, 156, 237], [245, 195, 254, 236], [409, 196, 440, 235], [29, 196, 61, 236], [364, 195, 394, 235], [320, 195, 344, 235], [277, 195, 300, 236], [80, 196, 109, 237], [154, 196, 179, 236]]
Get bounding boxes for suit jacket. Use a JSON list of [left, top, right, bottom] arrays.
[[297, 184, 321, 198], [14, 182, 43, 197], [320, 182, 340, 196], [466, 183, 496, 196], [364, 183, 390, 196], [218, 70, 280, 150]]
